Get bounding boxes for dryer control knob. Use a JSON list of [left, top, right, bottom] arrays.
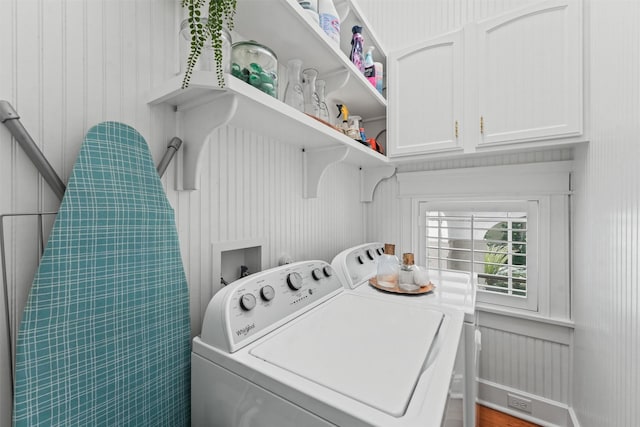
[[287, 272, 303, 290], [323, 266, 333, 277], [260, 285, 275, 301], [357, 255, 364, 264], [366, 249, 375, 260], [239, 293, 257, 311], [311, 268, 323, 280]]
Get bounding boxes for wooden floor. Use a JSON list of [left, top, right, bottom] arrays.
[[476, 404, 540, 427]]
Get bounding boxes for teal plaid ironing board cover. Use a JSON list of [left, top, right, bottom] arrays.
[[13, 122, 190, 426]]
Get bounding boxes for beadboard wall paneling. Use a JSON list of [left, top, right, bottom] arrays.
[[0, 1, 365, 425], [571, 1, 640, 426], [478, 326, 570, 403]]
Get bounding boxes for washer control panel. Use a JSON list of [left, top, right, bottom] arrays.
[[332, 242, 384, 289], [200, 260, 342, 352]]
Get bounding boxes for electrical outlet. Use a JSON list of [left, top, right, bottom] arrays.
[[507, 393, 532, 413]]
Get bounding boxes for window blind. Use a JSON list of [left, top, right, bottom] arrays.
[[424, 210, 528, 297]]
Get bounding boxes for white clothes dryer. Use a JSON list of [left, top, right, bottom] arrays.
[[331, 243, 479, 427], [192, 260, 463, 427]]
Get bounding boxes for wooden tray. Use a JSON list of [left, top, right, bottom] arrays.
[[369, 277, 436, 295]]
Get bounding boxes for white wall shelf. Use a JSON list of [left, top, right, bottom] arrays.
[[147, 71, 390, 197], [147, 0, 393, 200], [234, 0, 387, 119]]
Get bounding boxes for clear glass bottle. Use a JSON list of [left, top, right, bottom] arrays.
[[284, 59, 305, 112], [316, 79, 330, 122], [302, 68, 320, 117], [376, 243, 399, 288], [399, 253, 418, 290]]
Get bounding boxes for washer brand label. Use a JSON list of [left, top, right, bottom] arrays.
[[236, 323, 255, 337]]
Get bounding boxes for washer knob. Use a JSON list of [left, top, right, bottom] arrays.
[[311, 268, 323, 280], [357, 255, 364, 264], [260, 285, 275, 301], [239, 293, 256, 311], [366, 249, 375, 260], [287, 272, 303, 290], [323, 266, 333, 277]]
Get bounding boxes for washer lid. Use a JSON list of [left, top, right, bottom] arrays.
[[250, 293, 444, 417]]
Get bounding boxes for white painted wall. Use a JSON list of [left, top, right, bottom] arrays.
[[571, 1, 640, 426], [0, 1, 365, 425]]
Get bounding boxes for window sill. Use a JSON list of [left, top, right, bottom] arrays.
[[476, 303, 574, 329]]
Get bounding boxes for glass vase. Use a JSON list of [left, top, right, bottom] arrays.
[[302, 68, 320, 117], [316, 79, 330, 123], [283, 59, 305, 112]]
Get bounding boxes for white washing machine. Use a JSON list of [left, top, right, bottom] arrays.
[[192, 260, 464, 427], [331, 243, 479, 427]]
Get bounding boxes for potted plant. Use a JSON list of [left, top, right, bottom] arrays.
[[181, 0, 237, 89]]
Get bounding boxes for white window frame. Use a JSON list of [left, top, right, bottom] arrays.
[[418, 199, 539, 311], [397, 161, 571, 317]]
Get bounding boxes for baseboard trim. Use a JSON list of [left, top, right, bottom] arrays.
[[477, 379, 574, 427]]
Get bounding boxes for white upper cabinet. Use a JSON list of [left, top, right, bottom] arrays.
[[476, 0, 582, 147], [388, 30, 464, 156], [387, 0, 583, 159]]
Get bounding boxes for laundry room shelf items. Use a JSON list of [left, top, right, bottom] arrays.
[[147, 0, 392, 201]]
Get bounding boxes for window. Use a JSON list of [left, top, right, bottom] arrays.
[[419, 201, 538, 310], [397, 161, 572, 316]]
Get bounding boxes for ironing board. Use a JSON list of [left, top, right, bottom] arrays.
[[12, 122, 190, 426]]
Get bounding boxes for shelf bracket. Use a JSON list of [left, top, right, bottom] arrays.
[[360, 165, 396, 202], [334, 0, 353, 22], [176, 93, 238, 190], [303, 146, 349, 199], [322, 69, 350, 98]]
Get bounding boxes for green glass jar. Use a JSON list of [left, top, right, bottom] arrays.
[[231, 41, 278, 98]]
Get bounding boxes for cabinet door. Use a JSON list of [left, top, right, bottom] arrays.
[[476, 0, 582, 147], [388, 30, 464, 157]]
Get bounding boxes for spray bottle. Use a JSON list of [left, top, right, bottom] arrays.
[[364, 46, 376, 88]]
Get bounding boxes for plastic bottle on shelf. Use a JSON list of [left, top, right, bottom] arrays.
[[374, 61, 384, 94], [349, 26, 365, 73], [376, 244, 399, 288], [318, 0, 341, 45], [297, 0, 319, 24], [364, 46, 376, 88]]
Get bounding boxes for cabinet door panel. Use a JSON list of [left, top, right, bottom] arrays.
[[388, 31, 463, 157], [477, 0, 582, 146]]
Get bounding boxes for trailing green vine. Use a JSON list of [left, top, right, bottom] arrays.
[[181, 0, 237, 89]]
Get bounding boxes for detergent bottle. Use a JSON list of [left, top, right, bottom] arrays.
[[364, 46, 376, 88], [318, 0, 340, 45]]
